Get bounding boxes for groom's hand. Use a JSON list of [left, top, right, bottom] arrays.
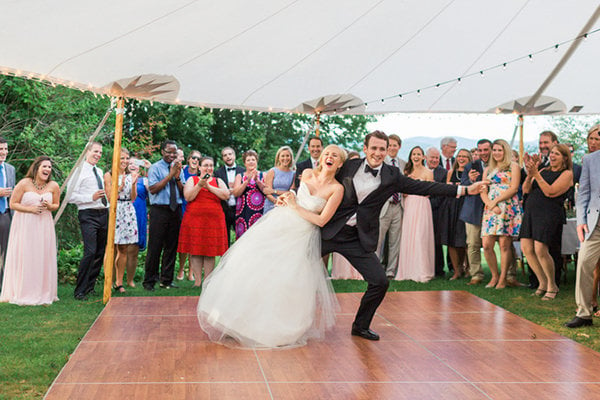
[[467, 180, 489, 195]]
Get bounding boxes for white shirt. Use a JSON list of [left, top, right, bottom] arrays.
[[68, 161, 108, 210], [311, 157, 319, 169], [0, 162, 7, 211], [441, 155, 453, 170], [226, 164, 237, 206], [346, 160, 382, 226]]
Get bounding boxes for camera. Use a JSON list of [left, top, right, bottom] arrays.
[[133, 159, 146, 167]]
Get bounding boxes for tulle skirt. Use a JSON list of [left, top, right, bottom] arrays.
[[197, 205, 338, 349]]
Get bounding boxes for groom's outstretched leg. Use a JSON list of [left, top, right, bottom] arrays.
[[323, 235, 389, 331]]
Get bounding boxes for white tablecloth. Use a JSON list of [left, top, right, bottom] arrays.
[[562, 218, 579, 255]]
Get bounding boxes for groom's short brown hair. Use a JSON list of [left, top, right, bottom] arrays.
[[364, 130, 389, 147]]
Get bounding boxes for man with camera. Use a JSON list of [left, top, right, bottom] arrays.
[[143, 140, 186, 291]]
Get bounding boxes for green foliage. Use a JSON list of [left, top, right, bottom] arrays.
[[547, 115, 600, 163], [56, 246, 83, 284]]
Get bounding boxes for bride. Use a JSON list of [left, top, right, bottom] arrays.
[[197, 145, 346, 349]]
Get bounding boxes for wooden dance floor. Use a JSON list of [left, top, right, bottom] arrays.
[[45, 292, 600, 399]]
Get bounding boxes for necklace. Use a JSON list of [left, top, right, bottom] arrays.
[[32, 179, 48, 191]]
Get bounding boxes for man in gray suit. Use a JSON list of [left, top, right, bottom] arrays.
[[565, 149, 600, 328], [377, 134, 406, 278], [0, 137, 16, 285]]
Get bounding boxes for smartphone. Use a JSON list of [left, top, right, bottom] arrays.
[[203, 173, 210, 179], [133, 159, 145, 167]]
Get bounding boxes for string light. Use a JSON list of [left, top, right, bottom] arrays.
[[350, 27, 600, 111]]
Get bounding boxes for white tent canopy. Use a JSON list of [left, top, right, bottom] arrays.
[[1, 0, 599, 114]]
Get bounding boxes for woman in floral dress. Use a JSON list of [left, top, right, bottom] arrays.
[[480, 139, 522, 289], [104, 148, 138, 293], [232, 150, 266, 239]]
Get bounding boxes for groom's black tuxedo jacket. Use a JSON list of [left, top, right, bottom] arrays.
[[321, 158, 458, 253]]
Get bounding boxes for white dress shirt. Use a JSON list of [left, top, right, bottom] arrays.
[[226, 164, 238, 206], [346, 160, 382, 226], [68, 161, 108, 210], [310, 157, 319, 169]]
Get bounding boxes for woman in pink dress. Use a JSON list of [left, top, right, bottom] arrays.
[[0, 156, 59, 305], [395, 146, 435, 282]]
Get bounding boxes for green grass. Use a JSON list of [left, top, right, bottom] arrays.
[[0, 260, 595, 400]]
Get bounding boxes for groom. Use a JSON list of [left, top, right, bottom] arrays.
[[321, 131, 486, 340]]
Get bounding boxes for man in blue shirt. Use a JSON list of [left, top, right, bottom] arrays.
[[143, 140, 185, 291]]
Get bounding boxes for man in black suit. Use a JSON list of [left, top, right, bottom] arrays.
[[321, 131, 486, 341], [0, 137, 16, 285], [294, 136, 323, 188], [214, 147, 245, 244], [426, 147, 449, 277], [440, 136, 457, 171]]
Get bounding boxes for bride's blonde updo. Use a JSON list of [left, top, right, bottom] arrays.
[[315, 144, 347, 174]]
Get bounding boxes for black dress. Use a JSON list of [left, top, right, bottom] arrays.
[[440, 169, 466, 248], [519, 169, 566, 246]]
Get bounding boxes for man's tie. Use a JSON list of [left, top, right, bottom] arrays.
[[169, 178, 178, 211], [0, 164, 5, 213], [364, 164, 378, 177], [445, 158, 451, 170], [390, 159, 400, 204], [92, 166, 107, 206]]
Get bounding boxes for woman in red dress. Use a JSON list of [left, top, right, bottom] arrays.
[[178, 156, 230, 286]]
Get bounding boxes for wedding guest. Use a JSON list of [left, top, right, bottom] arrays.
[[520, 144, 572, 300], [471, 147, 479, 162], [104, 148, 138, 293], [377, 134, 406, 278], [68, 142, 108, 300], [440, 137, 457, 171], [263, 146, 295, 214], [143, 140, 185, 291], [480, 139, 522, 289], [0, 137, 16, 286], [129, 157, 150, 287], [0, 157, 59, 305], [232, 150, 266, 238], [395, 146, 434, 282], [441, 148, 472, 280], [294, 136, 323, 188], [178, 157, 229, 286], [460, 139, 492, 285], [565, 139, 600, 328], [214, 147, 244, 244], [426, 147, 449, 277], [177, 150, 201, 281]]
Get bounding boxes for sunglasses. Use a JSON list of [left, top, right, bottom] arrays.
[[190, 156, 201, 161]]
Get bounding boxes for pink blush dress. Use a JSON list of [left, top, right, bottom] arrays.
[[0, 191, 58, 305]]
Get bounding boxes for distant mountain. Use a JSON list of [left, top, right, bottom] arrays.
[[398, 136, 538, 160]]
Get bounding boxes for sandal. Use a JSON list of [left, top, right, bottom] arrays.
[[541, 291, 558, 301], [114, 285, 126, 293], [531, 289, 545, 297]]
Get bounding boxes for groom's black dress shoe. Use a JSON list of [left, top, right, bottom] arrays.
[[565, 316, 593, 328], [351, 327, 380, 341]]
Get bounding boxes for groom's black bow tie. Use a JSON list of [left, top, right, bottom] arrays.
[[226, 167, 236, 171], [364, 164, 379, 177]]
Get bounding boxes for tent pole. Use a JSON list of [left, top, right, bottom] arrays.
[[315, 112, 321, 137], [525, 5, 600, 109], [54, 105, 113, 225], [518, 114, 524, 167], [102, 97, 125, 304]]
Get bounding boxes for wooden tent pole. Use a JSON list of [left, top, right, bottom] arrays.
[[518, 114, 524, 167], [102, 97, 125, 304]]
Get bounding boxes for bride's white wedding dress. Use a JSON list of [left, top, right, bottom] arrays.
[[197, 182, 338, 349]]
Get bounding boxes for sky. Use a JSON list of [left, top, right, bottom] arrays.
[[366, 113, 556, 143]]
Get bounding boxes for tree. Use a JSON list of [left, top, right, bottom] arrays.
[[548, 115, 600, 163]]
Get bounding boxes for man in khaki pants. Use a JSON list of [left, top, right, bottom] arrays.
[[565, 146, 600, 328]]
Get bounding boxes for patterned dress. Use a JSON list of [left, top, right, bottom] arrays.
[[481, 168, 522, 237], [235, 173, 265, 238], [115, 174, 138, 244]]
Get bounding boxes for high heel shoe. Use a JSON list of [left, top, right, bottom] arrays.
[[531, 289, 545, 297]]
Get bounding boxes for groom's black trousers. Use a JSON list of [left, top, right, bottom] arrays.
[[322, 225, 389, 330]]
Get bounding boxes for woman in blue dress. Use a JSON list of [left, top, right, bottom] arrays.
[[129, 158, 150, 288], [263, 146, 295, 214]]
